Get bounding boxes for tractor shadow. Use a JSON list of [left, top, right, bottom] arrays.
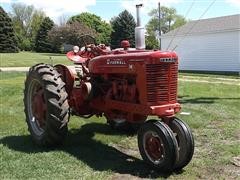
[[178, 96, 240, 104], [0, 122, 182, 179]]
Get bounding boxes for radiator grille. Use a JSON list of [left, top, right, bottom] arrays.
[[146, 63, 178, 105]]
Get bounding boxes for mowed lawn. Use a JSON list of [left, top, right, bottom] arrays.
[[0, 52, 72, 67], [0, 72, 239, 179]]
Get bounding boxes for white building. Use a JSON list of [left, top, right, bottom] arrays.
[[161, 14, 240, 73]]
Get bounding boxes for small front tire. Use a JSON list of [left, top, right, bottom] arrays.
[[169, 118, 194, 170], [138, 120, 178, 172]]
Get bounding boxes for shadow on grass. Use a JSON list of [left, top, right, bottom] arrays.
[[0, 122, 181, 179], [178, 96, 240, 104]]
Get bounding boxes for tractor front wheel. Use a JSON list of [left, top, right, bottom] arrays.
[[138, 120, 178, 172], [169, 118, 194, 170], [24, 63, 69, 146]]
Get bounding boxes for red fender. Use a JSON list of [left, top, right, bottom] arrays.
[[54, 64, 76, 94], [66, 51, 88, 63]]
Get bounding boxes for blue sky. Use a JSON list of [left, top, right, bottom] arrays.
[[0, 0, 239, 26]]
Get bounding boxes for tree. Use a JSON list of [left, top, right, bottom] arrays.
[[171, 15, 187, 30], [35, 17, 54, 52], [30, 10, 46, 43], [0, 6, 18, 53], [146, 6, 187, 49], [68, 12, 112, 45], [165, 7, 177, 32], [110, 10, 136, 49], [146, 32, 159, 50], [147, 6, 185, 34], [48, 22, 96, 53], [10, 3, 45, 50]]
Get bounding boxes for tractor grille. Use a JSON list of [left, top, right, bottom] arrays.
[[146, 62, 178, 105]]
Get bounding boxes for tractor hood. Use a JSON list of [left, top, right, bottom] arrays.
[[88, 50, 178, 74]]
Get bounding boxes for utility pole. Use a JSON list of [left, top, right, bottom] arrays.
[[158, 2, 161, 50]]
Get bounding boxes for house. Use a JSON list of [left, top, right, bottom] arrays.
[[161, 14, 240, 73]]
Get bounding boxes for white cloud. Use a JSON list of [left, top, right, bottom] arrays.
[[2, 0, 96, 22], [0, 0, 11, 3], [225, 0, 240, 8]]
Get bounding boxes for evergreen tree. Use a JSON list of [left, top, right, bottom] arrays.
[[110, 10, 136, 49], [35, 17, 54, 52], [0, 6, 18, 53]]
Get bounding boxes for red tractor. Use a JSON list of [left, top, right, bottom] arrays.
[[23, 5, 194, 172]]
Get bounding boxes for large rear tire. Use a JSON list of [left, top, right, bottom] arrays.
[[138, 120, 178, 172], [24, 63, 69, 146], [169, 118, 194, 170]]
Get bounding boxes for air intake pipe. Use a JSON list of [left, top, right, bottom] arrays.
[[135, 4, 145, 49]]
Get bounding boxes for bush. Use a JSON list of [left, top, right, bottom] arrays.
[[48, 22, 96, 53]]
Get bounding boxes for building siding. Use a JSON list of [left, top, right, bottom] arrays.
[[161, 30, 240, 72]]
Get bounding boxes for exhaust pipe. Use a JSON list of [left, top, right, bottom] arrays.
[[135, 4, 145, 50]]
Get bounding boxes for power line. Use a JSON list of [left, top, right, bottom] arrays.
[[166, 0, 196, 50], [171, 0, 217, 51]]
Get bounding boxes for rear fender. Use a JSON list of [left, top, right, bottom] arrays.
[[54, 64, 76, 94]]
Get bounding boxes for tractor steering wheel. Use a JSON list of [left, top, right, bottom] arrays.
[[78, 34, 96, 47], [77, 35, 96, 58], [66, 35, 97, 63]]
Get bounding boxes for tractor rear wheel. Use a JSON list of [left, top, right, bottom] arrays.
[[138, 120, 178, 172], [169, 118, 194, 170], [24, 63, 69, 146]]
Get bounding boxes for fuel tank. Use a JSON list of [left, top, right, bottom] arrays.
[[88, 50, 178, 74]]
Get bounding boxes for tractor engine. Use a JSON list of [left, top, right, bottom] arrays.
[[106, 75, 138, 103], [85, 50, 181, 118]]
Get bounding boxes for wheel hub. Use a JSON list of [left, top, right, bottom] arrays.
[[145, 132, 165, 162]]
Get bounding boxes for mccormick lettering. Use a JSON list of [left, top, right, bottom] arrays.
[[107, 59, 126, 65], [160, 58, 177, 63]]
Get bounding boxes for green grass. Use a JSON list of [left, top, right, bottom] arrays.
[[179, 71, 240, 77], [0, 72, 239, 179], [0, 52, 72, 67]]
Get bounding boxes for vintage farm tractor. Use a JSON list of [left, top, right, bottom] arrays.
[[23, 5, 194, 172]]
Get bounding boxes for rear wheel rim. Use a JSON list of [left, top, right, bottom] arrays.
[[27, 79, 46, 136]]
